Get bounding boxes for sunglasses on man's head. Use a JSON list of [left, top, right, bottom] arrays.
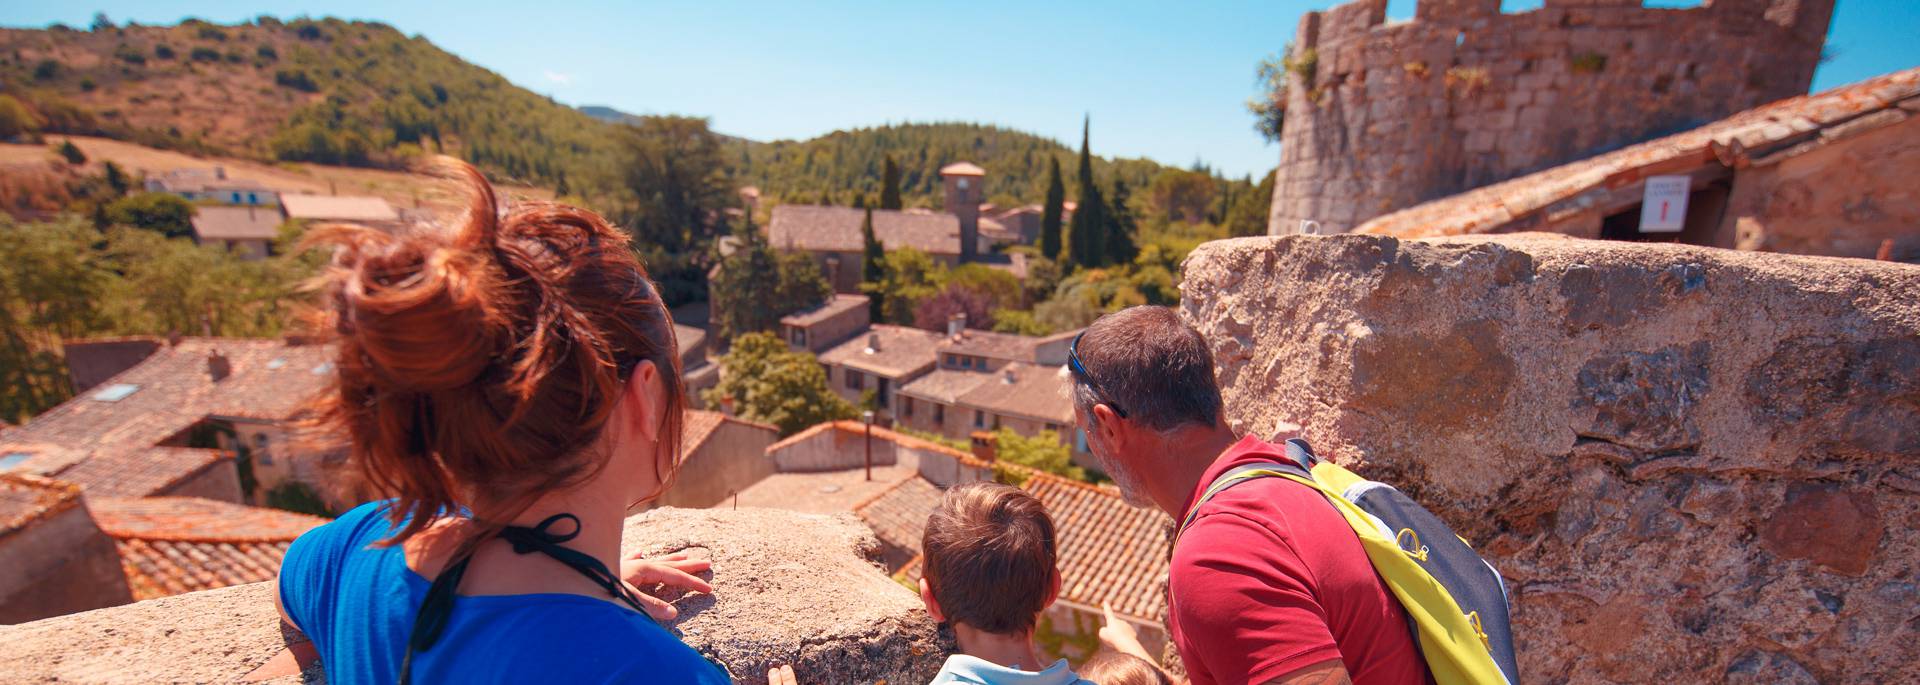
[[1068, 331, 1127, 419]]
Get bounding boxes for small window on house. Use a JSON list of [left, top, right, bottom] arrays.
[[92, 383, 140, 402], [845, 369, 864, 390], [974, 410, 985, 428], [934, 403, 945, 423], [992, 414, 1001, 430], [901, 396, 915, 417], [1044, 423, 1060, 433]]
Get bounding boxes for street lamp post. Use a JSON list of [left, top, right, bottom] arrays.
[[862, 410, 875, 481]]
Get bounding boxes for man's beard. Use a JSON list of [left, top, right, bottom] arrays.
[[1093, 441, 1153, 509]]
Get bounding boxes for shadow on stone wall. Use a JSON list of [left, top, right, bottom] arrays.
[[0, 507, 952, 684], [1181, 233, 1917, 684]]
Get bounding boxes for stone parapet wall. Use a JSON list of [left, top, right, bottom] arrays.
[[1181, 233, 1917, 683], [1268, 0, 1834, 235], [0, 507, 950, 684]]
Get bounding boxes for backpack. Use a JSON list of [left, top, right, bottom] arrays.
[[1177, 438, 1521, 685]]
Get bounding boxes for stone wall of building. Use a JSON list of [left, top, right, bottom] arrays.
[[1720, 114, 1920, 260], [653, 421, 779, 509], [0, 494, 134, 624], [768, 422, 901, 473], [1180, 233, 1918, 683], [1267, 0, 1834, 235], [0, 508, 951, 683]]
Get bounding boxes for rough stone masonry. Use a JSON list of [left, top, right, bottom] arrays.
[[0, 507, 950, 684], [1181, 233, 1917, 684]]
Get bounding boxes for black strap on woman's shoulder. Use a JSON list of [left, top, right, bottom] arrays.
[[399, 513, 653, 684]]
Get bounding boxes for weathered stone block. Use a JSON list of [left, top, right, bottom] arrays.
[[1180, 234, 1919, 683], [0, 508, 949, 684]]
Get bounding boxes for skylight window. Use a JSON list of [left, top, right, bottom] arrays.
[[266, 358, 287, 370], [0, 453, 31, 471], [92, 383, 140, 402], [311, 362, 334, 375]]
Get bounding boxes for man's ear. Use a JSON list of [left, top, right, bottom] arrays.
[[626, 360, 666, 443], [918, 577, 944, 622], [1091, 403, 1124, 448]]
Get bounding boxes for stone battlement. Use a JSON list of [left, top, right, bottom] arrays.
[[1269, 0, 1835, 234], [0, 508, 951, 684]]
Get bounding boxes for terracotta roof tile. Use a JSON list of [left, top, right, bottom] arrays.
[[781, 294, 871, 327], [0, 472, 82, 537], [0, 338, 333, 497], [279, 194, 399, 222], [953, 363, 1075, 425], [897, 369, 995, 404], [191, 206, 283, 241], [50, 447, 230, 499], [853, 476, 941, 553], [818, 325, 945, 378], [1022, 474, 1170, 622], [1360, 68, 1920, 238], [937, 329, 1044, 363], [768, 205, 962, 255], [89, 497, 328, 601]]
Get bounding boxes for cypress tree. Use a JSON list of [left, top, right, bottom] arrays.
[[1106, 177, 1138, 265], [1067, 116, 1106, 268], [1040, 156, 1064, 259], [879, 155, 902, 210], [861, 206, 884, 320]]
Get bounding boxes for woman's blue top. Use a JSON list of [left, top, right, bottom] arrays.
[[279, 501, 730, 684]]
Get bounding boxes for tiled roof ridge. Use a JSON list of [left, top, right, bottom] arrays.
[[0, 472, 84, 532], [143, 447, 234, 495]]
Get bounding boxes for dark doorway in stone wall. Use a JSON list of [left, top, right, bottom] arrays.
[[1599, 178, 1731, 247]]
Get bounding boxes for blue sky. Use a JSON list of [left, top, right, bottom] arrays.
[[5, 1, 1915, 178]]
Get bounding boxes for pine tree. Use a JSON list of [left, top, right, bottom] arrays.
[[553, 169, 570, 198], [880, 155, 902, 210], [861, 206, 884, 320], [1067, 116, 1106, 268], [1040, 156, 1064, 259], [1106, 177, 1138, 265]]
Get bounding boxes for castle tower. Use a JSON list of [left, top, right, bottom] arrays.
[[1267, 0, 1835, 235], [941, 162, 986, 262]]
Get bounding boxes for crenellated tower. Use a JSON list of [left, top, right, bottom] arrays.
[[1267, 0, 1835, 235]]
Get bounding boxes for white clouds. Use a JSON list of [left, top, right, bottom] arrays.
[[542, 70, 574, 85]]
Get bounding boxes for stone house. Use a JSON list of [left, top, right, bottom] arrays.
[[0, 474, 131, 624], [145, 167, 277, 206], [644, 410, 779, 510], [675, 323, 719, 408], [0, 337, 335, 507], [767, 161, 1037, 293], [817, 324, 947, 418], [894, 320, 1086, 463], [1357, 67, 1920, 262], [189, 205, 283, 260], [780, 294, 871, 354]]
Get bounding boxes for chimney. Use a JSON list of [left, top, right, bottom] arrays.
[[970, 431, 998, 462], [1002, 368, 1016, 384], [207, 350, 232, 383], [947, 313, 966, 338], [865, 332, 881, 353]]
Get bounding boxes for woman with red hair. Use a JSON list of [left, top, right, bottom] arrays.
[[274, 158, 727, 683]]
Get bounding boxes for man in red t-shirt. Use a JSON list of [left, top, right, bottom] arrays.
[[1068, 307, 1430, 685]]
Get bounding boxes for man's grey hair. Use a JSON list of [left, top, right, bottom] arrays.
[[1069, 306, 1223, 433]]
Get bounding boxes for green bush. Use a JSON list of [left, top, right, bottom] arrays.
[[274, 69, 319, 92], [55, 140, 86, 164], [0, 95, 45, 139], [189, 46, 221, 61], [153, 44, 175, 60], [32, 59, 59, 80], [265, 481, 334, 518], [255, 44, 277, 60], [114, 42, 146, 64], [104, 192, 195, 238]]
